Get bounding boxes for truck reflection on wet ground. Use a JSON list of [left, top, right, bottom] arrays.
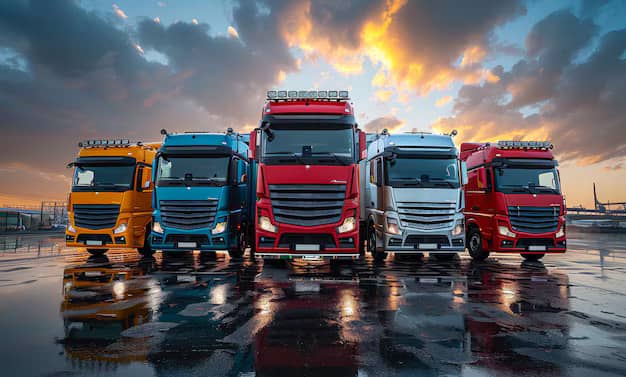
[[2, 237, 625, 376]]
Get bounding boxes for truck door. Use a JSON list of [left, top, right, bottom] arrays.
[[134, 165, 154, 235], [230, 157, 244, 230]]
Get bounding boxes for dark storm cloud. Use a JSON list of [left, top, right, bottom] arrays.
[[434, 9, 626, 166]]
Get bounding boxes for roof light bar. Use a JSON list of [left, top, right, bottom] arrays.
[[497, 140, 553, 150], [79, 139, 132, 148], [266, 90, 350, 100]]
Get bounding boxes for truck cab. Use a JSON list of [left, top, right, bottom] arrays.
[[66, 139, 158, 256], [361, 130, 467, 261], [250, 90, 366, 260], [460, 141, 566, 261], [150, 129, 255, 258]]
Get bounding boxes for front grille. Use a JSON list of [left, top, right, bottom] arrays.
[[269, 184, 346, 226], [73, 204, 120, 230], [508, 206, 559, 234], [278, 233, 336, 249], [404, 235, 450, 247], [397, 202, 455, 230], [516, 238, 555, 249], [160, 200, 218, 230], [164, 234, 210, 244]]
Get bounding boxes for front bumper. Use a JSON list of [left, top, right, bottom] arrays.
[[491, 215, 567, 254], [382, 229, 465, 253], [151, 229, 233, 252], [65, 213, 138, 249]]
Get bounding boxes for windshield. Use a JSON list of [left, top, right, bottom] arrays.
[[72, 165, 135, 192], [156, 156, 229, 186], [262, 126, 355, 165], [495, 167, 561, 194], [386, 157, 460, 188]]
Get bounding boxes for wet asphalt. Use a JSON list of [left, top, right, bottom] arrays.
[[0, 231, 625, 377]]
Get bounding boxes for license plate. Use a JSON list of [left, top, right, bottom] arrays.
[[418, 243, 437, 250], [84, 271, 103, 277], [302, 255, 322, 261], [528, 245, 547, 251], [86, 240, 102, 246], [295, 281, 320, 293], [295, 244, 320, 252], [177, 274, 196, 283], [178, 242, 197, 248]]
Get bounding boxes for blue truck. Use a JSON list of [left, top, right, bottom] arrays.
[[150, 128, 256, 258]]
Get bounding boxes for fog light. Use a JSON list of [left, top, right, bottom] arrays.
[[386, 217, 400, 235], [259, 216, 277, 233], [212, 221, 227, 235], [153, 222, 163, 234], [498, 225, 515, 238], [113, 223, 127, 234], [337, 217, 356, 234]]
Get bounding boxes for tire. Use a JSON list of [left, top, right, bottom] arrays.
[[521, 253, 544, 261], [228, 231, 245, 259], [137, 224, 154, 257], [358, 225, 366, 256], [467, 227, 489, 261], [87, 249, 107, 256], [367, 222, 387, 262]]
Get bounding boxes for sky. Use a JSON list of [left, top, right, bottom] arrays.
[[0, 0, 625, 208]]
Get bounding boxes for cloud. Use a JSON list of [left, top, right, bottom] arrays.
[[433, 9, 626, 166], [227, 25, 239, 39], [435, 95, 453, 107], [362, 115, 404, 133], [112, 4, 128, 20]]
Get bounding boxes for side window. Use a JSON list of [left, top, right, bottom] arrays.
[[135, 166, 143, 191], [231, 157, 239, 185], [376, 158, 383, 187]]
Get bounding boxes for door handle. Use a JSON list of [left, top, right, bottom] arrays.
[[472, 206, 479, 210], [371, 202, 375, 206]]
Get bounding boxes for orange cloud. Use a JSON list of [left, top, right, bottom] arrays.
[[112, 4, 127, 20], [227, 26, 239, 39], [435, 95, 453, 107]]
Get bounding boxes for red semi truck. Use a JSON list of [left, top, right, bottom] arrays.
[[460, 141, 566, 261], [249, 90, 366, 260]]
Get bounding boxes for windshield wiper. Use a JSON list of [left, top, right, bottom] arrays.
[[500, 185, 535, 194], [531, 185, 560, 194], [265, 152, 306, 164], [310, 152, 350, 165], [390, 177, 422, 186]]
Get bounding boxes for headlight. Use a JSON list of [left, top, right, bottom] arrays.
[[498, 225, 515, 238], [556, 224, 565, 238], [452, 220, 464, 236], [337, 217, 356, 234], [153, 222, 164, 234], [113, 223, 127, 234], [67, 223, 76, 233], [259, 216, 277, 233], [386, 217, 400, 235], [212, 221, 227, 235]]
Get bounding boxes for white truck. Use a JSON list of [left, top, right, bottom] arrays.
[[360, 130, 468, 261]]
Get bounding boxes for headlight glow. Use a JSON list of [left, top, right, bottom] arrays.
[[452, 220, 464, 236], [259, 216, 277, 233], [113, 223, 127, 234], [153, 222, 164, 234], [386, 217, 400, 235], [212, 221, 227, 235], [498, 225, 516, 238], [337, 216, 356, 234], [556, 225, 565, 238], [67, 223, 76, 233]]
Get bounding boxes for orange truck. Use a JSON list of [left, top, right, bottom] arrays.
[[66, 139, 159, 256]]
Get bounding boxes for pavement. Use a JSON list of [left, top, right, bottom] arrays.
[[0, 231, 625, 377]]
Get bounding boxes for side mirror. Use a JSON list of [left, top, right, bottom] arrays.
[[477, 168, 487, 190], [461, 161, 468, 186], [249, 130, 258, 160], [240, 173, 247, 184], [140, 167, 153, 191], [359, 130, 366, 161]]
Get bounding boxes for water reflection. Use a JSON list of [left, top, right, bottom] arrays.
[[54, 253, 585, 376]]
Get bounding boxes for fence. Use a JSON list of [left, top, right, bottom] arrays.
[[0, 237, 65, 257]]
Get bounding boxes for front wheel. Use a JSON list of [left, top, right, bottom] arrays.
[[87, 249, 107, 256], [521, 253, 544, 261], [367, 223, 387, 262], [467, 227, 489, 261], [137, 225, 154, 257], [228, 232, 245, 259]]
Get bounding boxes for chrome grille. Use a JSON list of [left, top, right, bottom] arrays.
[[269, 184, 346, 226], [73, 204, 120, 230], [397, 202, 455, 230], [160, 200, 218, 230], [508, 206, 559, 234]]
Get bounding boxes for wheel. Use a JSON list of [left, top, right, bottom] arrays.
[[521, 253, 544, 261], [137, 224, 154, 257], [87, 249, 107, 256], [358, 225, 366, 256], [367, 222, 387, 262], [228, 231, 245, 259], [467, 227, 489, 261]]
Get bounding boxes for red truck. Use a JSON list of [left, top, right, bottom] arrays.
[[249, 90, 366, 260], [460, 141, 566, 261]]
